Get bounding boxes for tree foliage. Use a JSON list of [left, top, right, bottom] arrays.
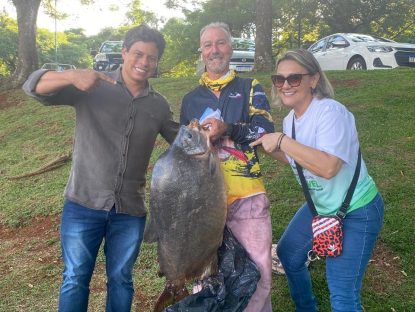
[[197, 0, 256, 37], [160, 18, 200, 77], [272, 0, 415, 52], [1, 0, 415, 88], [36, 28, 93, 68], [2, 0, 42, 89], [317, 0, 415, 38], [272, 0, 323, 54], [0, 13, 19, 77], [0, 0, 93, 90], [124, 0, 160, 29], [163, 0, 266, 75]]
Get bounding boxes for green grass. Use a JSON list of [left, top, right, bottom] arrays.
[[1, 68, 414, 311]]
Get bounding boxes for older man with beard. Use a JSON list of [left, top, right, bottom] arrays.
[[179, 22, 274, 312]]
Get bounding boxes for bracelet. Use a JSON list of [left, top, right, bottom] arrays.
[[276, 133, 286, 150]]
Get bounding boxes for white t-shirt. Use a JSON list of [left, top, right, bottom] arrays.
[[283, 97, 376, 215]]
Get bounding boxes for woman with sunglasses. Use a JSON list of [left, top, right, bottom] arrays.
[[251, 49, 384, 312]]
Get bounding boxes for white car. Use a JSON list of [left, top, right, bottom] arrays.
[[308, 33, 415, 70], [41, 63, 76, 71]]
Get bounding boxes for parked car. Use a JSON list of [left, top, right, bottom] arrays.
[[91, 41, 123, 71], [196, 37, 255, 75], [229, 37, 255, 72], [308, 33, 415, 70], [41, 63, 76, 71]]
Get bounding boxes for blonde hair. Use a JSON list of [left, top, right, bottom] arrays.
[[271, 49, 334, 107]]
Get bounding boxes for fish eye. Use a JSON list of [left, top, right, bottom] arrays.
[[187, 133, 192, 139]]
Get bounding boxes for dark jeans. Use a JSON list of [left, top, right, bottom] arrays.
[[58, 200, 146, 312]]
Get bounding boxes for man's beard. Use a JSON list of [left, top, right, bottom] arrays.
[[205, 54, 230, 74]]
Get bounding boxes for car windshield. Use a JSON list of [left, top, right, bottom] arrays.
[[372, 35, 396, 43], [232, 38, 255, 51], [346, 34, 384, 43], [101, 42, 123, 53], [58, 64, 73, 70]]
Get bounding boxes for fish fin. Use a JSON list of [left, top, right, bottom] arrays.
[[153, 285, 174, 312], [153, 282, 189, 312], [143, 213, 158, 243]]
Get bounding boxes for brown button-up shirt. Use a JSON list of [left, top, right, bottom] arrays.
[[23, 68, 179, 216]]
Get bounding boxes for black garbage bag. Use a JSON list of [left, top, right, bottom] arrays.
[[165, 226, 261, 312]]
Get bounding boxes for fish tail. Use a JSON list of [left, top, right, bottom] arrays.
[[153, 282, 189, 312]]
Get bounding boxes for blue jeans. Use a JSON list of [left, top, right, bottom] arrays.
[[277, 193, 384, 312], [58, 200, 146, 312]]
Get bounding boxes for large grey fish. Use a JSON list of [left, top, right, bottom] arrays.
[[144, 120, 227, 312]]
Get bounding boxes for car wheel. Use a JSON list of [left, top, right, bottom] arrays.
[[347, 56, 366, 70]]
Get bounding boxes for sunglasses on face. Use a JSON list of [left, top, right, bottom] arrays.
[[271, 73, 311, 88]]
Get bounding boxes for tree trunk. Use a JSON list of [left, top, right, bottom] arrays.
[[1, 0, 41, 90], [254, 0, 273, 72]]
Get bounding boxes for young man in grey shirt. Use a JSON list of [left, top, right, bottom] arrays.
[[23, 24, 178, 312]]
